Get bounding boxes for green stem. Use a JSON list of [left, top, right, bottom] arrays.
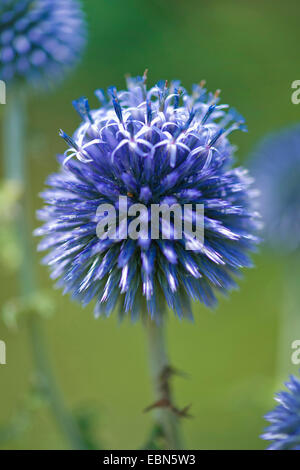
[[276, 256, 300, 384], [3, 88, 26, 182], [3, 89, 35, 296], [146, 319, 183, 450], [3, 88, 87, 450]]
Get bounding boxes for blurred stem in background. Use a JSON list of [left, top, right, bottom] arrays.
[[2, 88, 87, 450], [276, 256, 300, 385], [146, 319, 183, 449]]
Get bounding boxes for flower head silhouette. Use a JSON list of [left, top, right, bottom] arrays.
[[0, 0, 86, 87], [251, 124, 300, 253]]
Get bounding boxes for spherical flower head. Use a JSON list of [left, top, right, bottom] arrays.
[[35, 74, 260, 321], [0, 0, 86, 87], [261, 373, 300, 450], [250, 124, 300, 253]]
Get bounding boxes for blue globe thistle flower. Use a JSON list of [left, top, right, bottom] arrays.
[[250, 124, 300, 253], [35, 74, 260, 321], [261, 373, 300, 450], [0, 0, 86, 87]]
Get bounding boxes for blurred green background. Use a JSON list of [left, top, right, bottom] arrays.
[[1, 0, 300, 450]]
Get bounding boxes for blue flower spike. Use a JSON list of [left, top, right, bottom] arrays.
[[35, 74, 260, 322], [262, 373, 300, 450]]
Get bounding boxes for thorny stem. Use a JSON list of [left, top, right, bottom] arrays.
[[145, 319, 183, 450], [3, 88, 86, 450]]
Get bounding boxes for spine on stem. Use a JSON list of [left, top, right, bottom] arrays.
[[146, 318, 183, 450]]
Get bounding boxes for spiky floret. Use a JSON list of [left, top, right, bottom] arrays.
[[0, 0, 86, 86], [35, 74, 260, 321], [261, 373, 300, 450], [250, 124, 300, 253]]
